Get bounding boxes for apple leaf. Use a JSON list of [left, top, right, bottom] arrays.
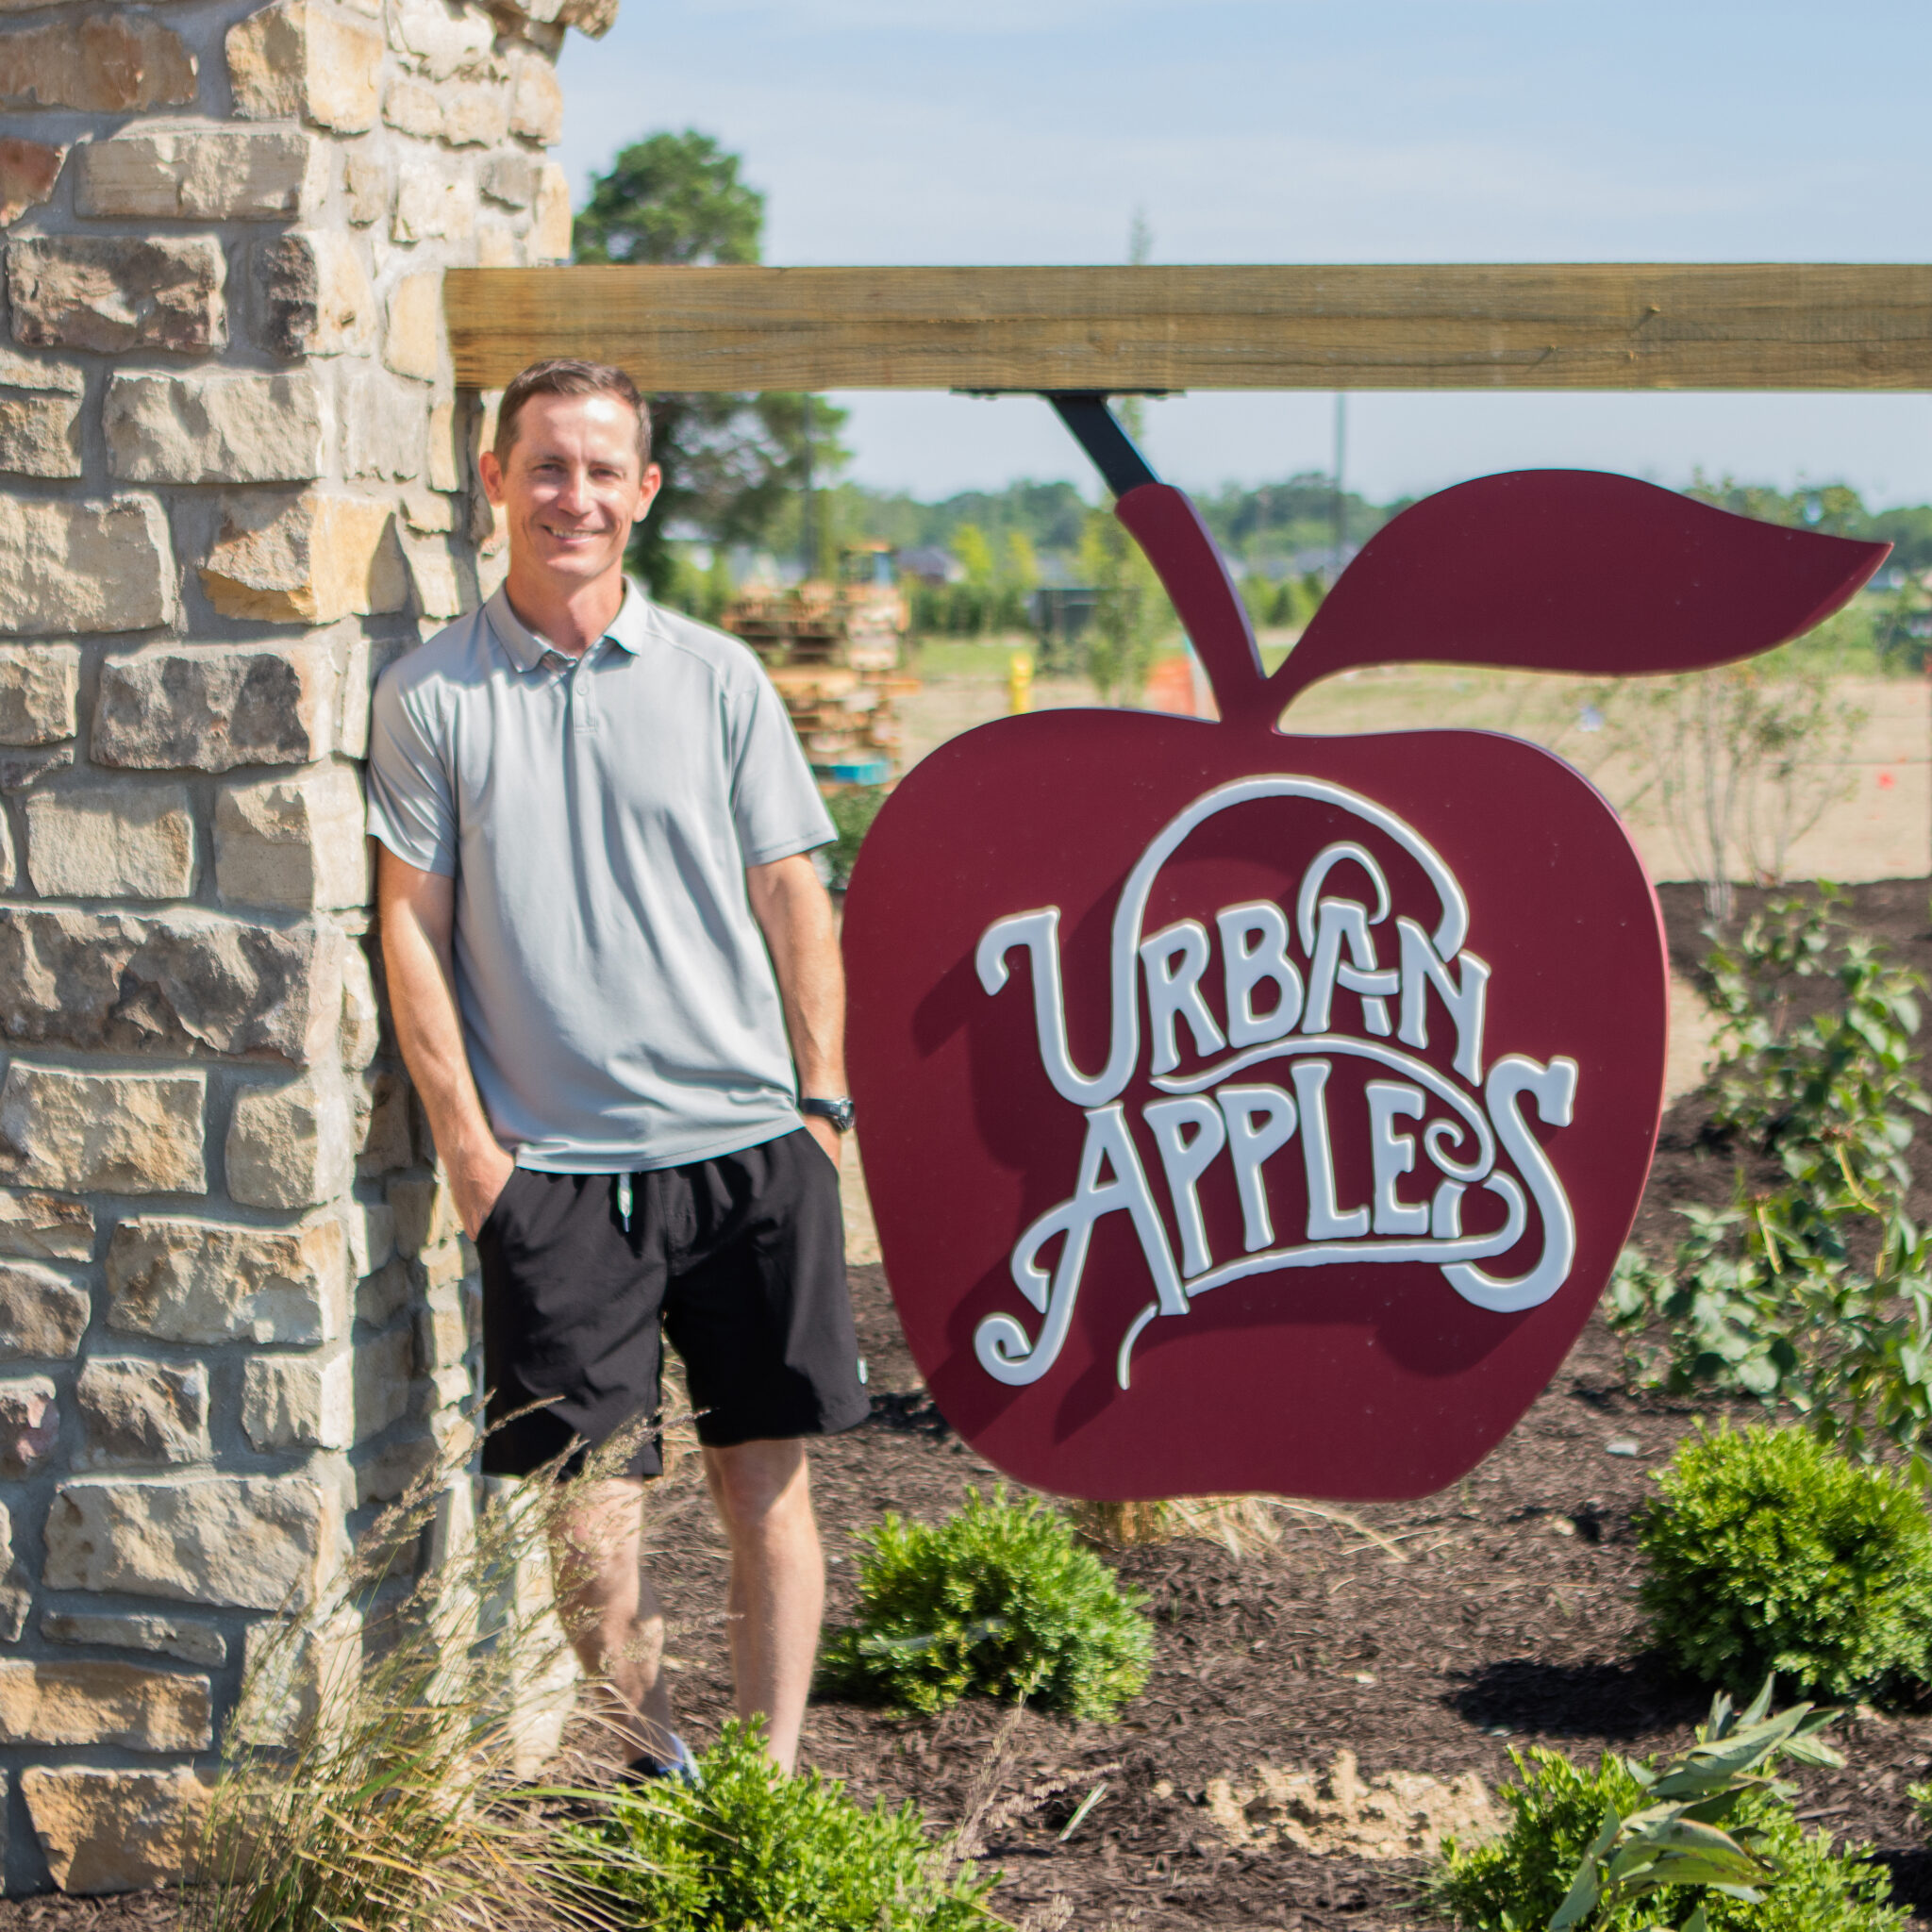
[[1271, 470, 1889, 709]]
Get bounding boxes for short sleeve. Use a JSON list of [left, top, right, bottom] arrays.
[[728, 664, 836, 866], [366, 663, 458, 876]]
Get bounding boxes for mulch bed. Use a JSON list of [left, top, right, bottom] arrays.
[[9, 877, 1932, 1927]]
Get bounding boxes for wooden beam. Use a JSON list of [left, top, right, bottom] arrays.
[[444, 263, 1932, 393]]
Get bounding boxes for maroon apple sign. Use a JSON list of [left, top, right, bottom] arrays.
[[842, 471, 1884, 1502]]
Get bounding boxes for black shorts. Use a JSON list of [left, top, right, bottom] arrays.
[[476, 1127, 870, 1478]]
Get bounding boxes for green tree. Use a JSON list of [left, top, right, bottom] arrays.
[[952, 524, 995, 586], [1078, 508, 1174, 704], [573, 130, 847, 597]]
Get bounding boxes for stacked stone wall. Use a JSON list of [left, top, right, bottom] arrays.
[[0, 0, 606, 1891]]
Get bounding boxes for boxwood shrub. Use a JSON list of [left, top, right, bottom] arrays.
[[819, 1486, 1153, 1719], [1637, 1424, 1932, 1697]]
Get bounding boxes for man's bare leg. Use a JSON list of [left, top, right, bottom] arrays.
[[701, 1439, 823, 1774], [548, 1475, 676, 1764]]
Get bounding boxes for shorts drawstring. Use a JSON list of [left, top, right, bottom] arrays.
[[615, 1172, 633, 1231]]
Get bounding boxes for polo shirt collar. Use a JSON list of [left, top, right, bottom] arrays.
[[485, 577, 652, 670]]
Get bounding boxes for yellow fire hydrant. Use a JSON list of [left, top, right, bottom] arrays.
[[1008, 650, 1034, 715]]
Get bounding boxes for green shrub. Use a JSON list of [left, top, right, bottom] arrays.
[[1606, 895, 1932, 1470], [1637, 1424, 1932, 1697], [569, 1721, 1001, 1932], [825, 784, 886, 891], [819, 1486, 1153, 1719], [1433, 1730, 1905, 1932]]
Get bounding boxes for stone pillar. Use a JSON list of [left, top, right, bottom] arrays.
[[0, 0, 606, 1892]]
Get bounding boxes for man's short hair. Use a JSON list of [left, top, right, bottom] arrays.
[[495, 359, 653, 471]]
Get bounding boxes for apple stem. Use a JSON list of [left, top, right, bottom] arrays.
[[1114, 483, 1279, 731]]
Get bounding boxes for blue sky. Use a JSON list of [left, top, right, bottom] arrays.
[[556, 2, 1932, 507]]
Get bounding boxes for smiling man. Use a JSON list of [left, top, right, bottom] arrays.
[[366, 358, 866, 1781]]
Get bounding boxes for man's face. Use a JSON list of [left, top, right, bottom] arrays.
[[481, 391, 662, 590]]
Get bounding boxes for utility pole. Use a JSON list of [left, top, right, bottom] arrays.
[[801, 393, 817, 581], [1332, 391, 1347, 580]]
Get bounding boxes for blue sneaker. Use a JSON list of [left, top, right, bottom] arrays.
[[622, 1731, 701, 1789]]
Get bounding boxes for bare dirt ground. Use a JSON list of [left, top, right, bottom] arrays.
[[9, 895, 1931, 1921]]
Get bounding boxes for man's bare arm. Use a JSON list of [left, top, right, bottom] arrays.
[[376, 844, 516, 1238], [746, 852, 847, 1162]]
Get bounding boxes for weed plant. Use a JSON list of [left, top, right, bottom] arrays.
[[819, 1487, 1153, 1719], [184, 1417, 654, 1932], [1434, 1683, 1903, 1932], [563, 1719, 1004, 1931], [1635, 1424, 1932, 1699], [1607, 892, 1932, 1469]]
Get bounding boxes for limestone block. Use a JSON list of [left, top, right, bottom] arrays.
[[0, 1660, 209, 1751], [530, 162, 571, 263], [426, 397, 459, 489], [444, 83, 508, 147], [340, 367, 425, 480], [0, 1496, 26, 1637], [0, 494, 175, 637], [75, 128, 325, 221], [226, 1074, 356, 1209], [0, 12, 195, 111], [480, 153, 536, 208], [401, 529, 461, 618], [419, 1235, 465, 1291], [235, 1601, 358, 1745], [476, 224, 518, 268], [356, 1068, 413, 1174], [0, 1066, 205, 1196], [75, 1358, 208, 1468], [0, 1263, 90, 1358], [382, 73, 441, 138], [106, 1215, 346, 1344], [416, 1288, 466, 1373], [200, 491, 408, 624], [93, 644, 333, 773], [388, 1171, 458, 1257], [0, 349, 83, 480], [508, 54, 562, 142], [355, 1324, 412, 1439], [401, 484, 455, 533], [357, 1430, 433, 1503], [8, 235, 224, 356], [42, 1476, 337, 1608], [0, 136, 62, 225], [42, 1611, 225, 1667], [106, 370, 326, 485], [342, 1195, 395, 1277], [388, 0, 494, 78], [25, 784, 197, 899], [333, 631, 373, 758], [356, 1254, 408, 1326], [425, 1361, 469, 1411], [242, 1348, 349, 1448], [0, 908, 343, 1062], [340, 941, 382, 1070], [384, 271, 442, 381], [215, 765, 366, 913], [0, 801, 10, 887], [0, 642, 78, 744], [342, 149, 389, 225], [392, 165, 474, 243], [0, 1374, 56, 1475], [22, 1765, 210, 1895], [226, 0, 381, 132], [253, 230, 375, 358], [556, 0, 615, 35], [0, 1189, 92, 1262]]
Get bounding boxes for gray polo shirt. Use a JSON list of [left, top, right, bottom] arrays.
[[365, 579, 835, 1173]]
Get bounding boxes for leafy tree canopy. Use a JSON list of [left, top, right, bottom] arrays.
[[573, 130, 846, 597]]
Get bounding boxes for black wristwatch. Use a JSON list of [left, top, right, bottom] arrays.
[[802, 1096, 856, 1134]]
